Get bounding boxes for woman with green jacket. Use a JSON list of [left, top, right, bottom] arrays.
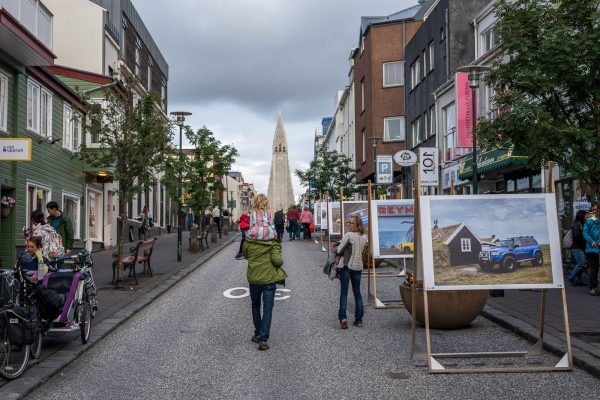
[[242, 194, 287, 351]]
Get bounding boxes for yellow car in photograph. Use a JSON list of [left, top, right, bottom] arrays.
[[398, 241, 414, 253]]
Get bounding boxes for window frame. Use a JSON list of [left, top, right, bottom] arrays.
[[428, 41, 435, 73], [411, 117, 421, 147], [62, 192, 81, 240], [26, 181, 52, 220], [0, 72, 7, 132], [27, 78, 52, 137], [62, 103, 82, 152], [383, 116, 406, 142], [461, 238, 472, 252], [481, 26, 498, 54], [361, 79, 365, 112], [134, 37, 142, 77], [410, 58, 421, 90], [383, 61, 404, 87]]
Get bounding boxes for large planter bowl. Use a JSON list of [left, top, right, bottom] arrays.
[[399, 285, 488, 329]]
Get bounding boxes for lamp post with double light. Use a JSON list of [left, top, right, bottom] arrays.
[[170, 111, 192, 262], [456, 65, 489, 195]]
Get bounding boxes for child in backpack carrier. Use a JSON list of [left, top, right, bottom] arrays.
[[246, 194, 277, 241]]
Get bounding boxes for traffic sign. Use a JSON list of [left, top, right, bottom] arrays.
[[376, 155, 393, 184], [393, 150, 417, 166]]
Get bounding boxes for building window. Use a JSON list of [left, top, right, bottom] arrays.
[[135, 37, 142, 77], [160, 82, 167, 110], [461, 238, 471, 252], [0, 73, 7, 132], [430, 106, 436, 136], [147, 58, 153, 90], [27, 79, 53, 137], [443, 103, 456, 152], [421, 50, 427, 78], [87, 189, 102, 241], [423, 110, 428, 139], [63, 193, 80, 239], [384, 117, 405, 141], [428, 41, 435, 72], [361, 79, 365, 112], [362, 129, 366, 163], [27, 182, 51, 216], [411, 117, 421, 147], [481, 26, 498, 54], [383, 61, 404, 87], [63, 104, 82, 152], [410, 58, 420, 90], [486, 83, 497, 121]]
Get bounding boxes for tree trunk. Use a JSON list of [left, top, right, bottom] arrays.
[[115, 191, 129, 285]]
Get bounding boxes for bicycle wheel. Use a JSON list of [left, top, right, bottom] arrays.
[[0, 324, 30, 380], [29, 327, 43, 359], [79, 303, 91, 344]]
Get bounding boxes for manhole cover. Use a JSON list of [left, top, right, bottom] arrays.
[[386, 372, 409, 380]]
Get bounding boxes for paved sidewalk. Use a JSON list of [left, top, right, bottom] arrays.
[[0, 229, 239, 399], [483, 285, 600, 377]]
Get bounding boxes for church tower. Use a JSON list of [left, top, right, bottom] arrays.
[[267, 114, 295, 212]]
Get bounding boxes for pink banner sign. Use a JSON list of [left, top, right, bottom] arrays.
[[455, 72, 477, 148]]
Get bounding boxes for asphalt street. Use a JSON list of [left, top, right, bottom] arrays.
[[27, 238, 600, 400]]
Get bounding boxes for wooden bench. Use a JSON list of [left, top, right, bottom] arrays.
[[112, 238, 157, 285]]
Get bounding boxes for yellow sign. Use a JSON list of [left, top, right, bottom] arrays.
[[0, 138, 32, 161]]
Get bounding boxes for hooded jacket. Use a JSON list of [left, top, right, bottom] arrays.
[[47, 213, 74, 250], [242, 238, 287, 285]]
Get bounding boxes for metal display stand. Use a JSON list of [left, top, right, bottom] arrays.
[[411, 162, 573, 373]]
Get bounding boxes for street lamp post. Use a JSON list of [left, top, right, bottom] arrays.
[[170, 111, 192, 262], [369, 136, 380, 198], [457, 65, 489, 195]]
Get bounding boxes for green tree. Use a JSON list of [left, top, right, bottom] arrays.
[[81, 84, 172, 284], [476, 0, 600, 200], [162, 126, 238, 225], [295, 146, 356, 201]]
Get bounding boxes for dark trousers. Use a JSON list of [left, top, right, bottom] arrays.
[[238, 228, 247, 255], [587, 252, 599, 290], [288, 220, 298, 239], [250, 283, 276, 341], [302, 223, 311, 239], [338, 266, 363, 322]]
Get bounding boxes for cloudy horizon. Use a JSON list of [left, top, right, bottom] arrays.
[[133, 0, 419, 198]]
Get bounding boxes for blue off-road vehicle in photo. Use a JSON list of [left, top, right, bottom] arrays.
[[478, 236, 544, 273]]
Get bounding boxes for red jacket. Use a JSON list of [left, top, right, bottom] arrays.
[[239, 214, 250, 230], [286, 209, 299, 221]]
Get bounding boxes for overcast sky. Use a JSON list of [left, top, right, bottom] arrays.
[[133, 0, 419, 197]]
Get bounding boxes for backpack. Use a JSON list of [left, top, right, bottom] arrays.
[[31, 224, 65, 259], [562, 228, 573, 249], [274, 210, 285, 226]]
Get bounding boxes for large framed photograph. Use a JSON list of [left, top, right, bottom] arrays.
[[342, 201, 368, 236], [328, 202, 341, 235], [419, 194, 564, 291], [314, 202, 321, 227], [370, 199, 415, 259], [320, 201, 328, 230]]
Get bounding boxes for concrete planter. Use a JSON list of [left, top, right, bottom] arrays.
[[399, 285, 488, 329]]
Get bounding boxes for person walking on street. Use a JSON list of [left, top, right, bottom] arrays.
[[299, 206, 313, 240], [46, 201, 74, 255], [286, 205, 299, 240], [242, 194, 287, 350], [583, 204, 599, 296], [187, 208, 195, 231], [568, 209, 588, 286], [212, 204, 221, 235], [236, 211, 250, 260], [274, 209, 285, 241], [336, 215, 368, 329]]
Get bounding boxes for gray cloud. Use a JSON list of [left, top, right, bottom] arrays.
[[134, 0, 419, 195]]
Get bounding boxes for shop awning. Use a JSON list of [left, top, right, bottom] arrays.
[[458, 148, 528, 180]]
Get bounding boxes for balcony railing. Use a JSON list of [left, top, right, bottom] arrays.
[[1, 0, 53, 50]]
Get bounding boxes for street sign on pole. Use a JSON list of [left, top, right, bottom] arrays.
[[0, 138, 32, 161], [376, 155, 393, 184], [393, 149, 417, 167], [419, 147, 438, 187]]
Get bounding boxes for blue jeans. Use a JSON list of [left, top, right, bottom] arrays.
[[569, 248, 586, 285], [339, 266, 364, 322], [250, 283, 276, 341]]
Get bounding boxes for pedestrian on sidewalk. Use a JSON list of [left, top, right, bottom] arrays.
[[243, 194, 287, 351], [212, 204, 221, 235], [187, 208, 195, 231], [274, 209, 285, 241], [286, 205, 299, 240], [235, 210, 250, 260], [568, 210, 588, 286], [336, 215, 368, 329], [583, 204, 599, 296], [299, 206, 313, 240], [46, 201, 74, 255]]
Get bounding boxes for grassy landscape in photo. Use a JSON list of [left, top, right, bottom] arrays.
[[434, 244, 554, 286]]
